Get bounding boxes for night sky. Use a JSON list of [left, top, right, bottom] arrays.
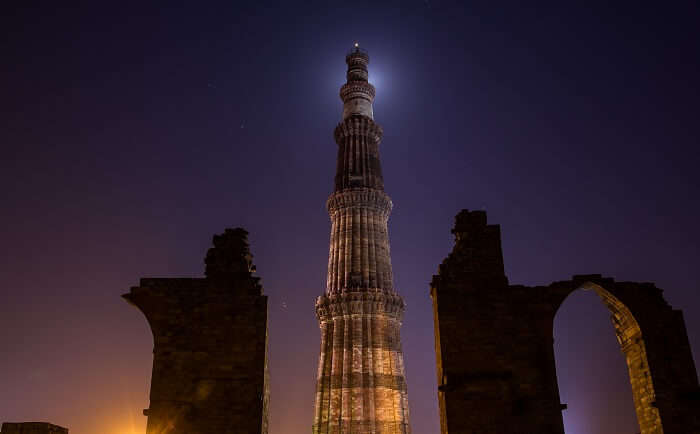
[[2, 2, 699, 433]]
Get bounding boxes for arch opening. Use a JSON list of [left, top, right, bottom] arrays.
[[554, 283, 662, 434], [583, 282, 662, 433]]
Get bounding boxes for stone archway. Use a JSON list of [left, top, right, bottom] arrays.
[[431, 209, 700, 434], [560, 282, 663, 433]]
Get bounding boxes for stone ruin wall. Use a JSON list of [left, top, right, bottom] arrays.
[[431, 209, 700, 434], [123, 228, 269, 434], [4, 214, 700, 434]]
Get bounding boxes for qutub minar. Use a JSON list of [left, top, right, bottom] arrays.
[[312, 45, 411, 434]]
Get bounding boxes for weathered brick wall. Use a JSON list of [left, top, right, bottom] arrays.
[[431, 280, 564, 431], [0, 423, 68, 434], [431, 210, 700, 434], [124, 228, 269, 434]]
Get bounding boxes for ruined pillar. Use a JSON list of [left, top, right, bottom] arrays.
[[123, 228, 269, 434], [430, 210, 564, 434]]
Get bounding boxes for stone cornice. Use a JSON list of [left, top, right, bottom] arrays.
[[326, 188, 392, 216], [315, 290, 405, 321], [340, 81, 376, 103]]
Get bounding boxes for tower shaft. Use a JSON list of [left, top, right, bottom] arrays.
[[313, 47, 411, 434]]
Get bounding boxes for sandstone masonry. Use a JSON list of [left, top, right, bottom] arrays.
[[431, 210, 700, 434], [123, 228, 269, 434], [312, 46, 411, 434]]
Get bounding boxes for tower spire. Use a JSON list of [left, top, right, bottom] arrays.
[[312, 47, 411, 434], [341, 44, 376, 120]]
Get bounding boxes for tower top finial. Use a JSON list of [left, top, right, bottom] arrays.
[[341, 45, 374, 119]]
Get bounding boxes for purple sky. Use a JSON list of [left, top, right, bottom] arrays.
[[2, 2, 699, 433]]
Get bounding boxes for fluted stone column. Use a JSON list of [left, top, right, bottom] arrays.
[[313, 46, 411, 434]]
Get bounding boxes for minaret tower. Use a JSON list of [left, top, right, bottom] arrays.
[[313, 45, 411, 434]]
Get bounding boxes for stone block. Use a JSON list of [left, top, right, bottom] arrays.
[[0, 423, 68, 434]]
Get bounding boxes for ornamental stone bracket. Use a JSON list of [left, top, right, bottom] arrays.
[[316, 289, 405, 321], [327, 188, 393, 216]]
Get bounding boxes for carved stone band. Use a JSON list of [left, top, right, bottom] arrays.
[[327, 188, 393, 217], [340, 82, 376, 103], [316, 290, 406, 321]]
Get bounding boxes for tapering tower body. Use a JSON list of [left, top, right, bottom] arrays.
[[313, 46, 411, 434]]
